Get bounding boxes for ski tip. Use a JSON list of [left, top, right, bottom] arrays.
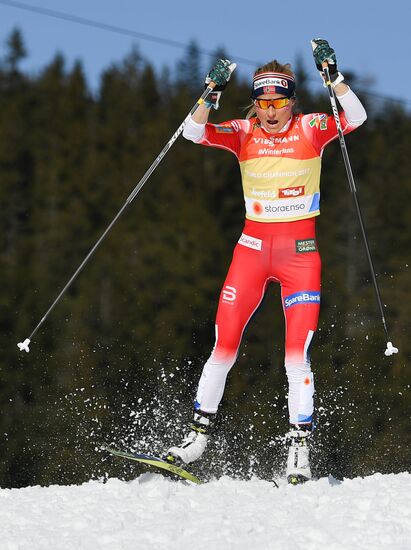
[[17, 338, 31, 353]]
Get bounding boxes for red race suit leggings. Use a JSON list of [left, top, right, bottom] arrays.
[[195, 218, 321, 425]]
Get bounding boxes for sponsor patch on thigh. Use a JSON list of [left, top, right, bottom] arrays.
[[284, 291, 320, 309], [238, 233, 262, 251], [295, 238, 317, 253]]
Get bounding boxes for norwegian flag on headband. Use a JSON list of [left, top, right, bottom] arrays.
[[252, 72, 295, 98]]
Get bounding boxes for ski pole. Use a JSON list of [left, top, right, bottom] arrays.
[[17, 64, 237, 353], [319, 59, 398, 357]]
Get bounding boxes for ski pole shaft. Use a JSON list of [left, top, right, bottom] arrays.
[[322, 63, 397, 356], [17, 77, 226, 353]]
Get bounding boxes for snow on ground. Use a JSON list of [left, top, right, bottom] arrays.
[[1, 472, 410, 550]]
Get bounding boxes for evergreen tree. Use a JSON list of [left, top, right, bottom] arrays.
[[4, 28, 27, 74]]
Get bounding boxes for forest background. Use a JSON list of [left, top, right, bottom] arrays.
[[0, 29, 410, 488]]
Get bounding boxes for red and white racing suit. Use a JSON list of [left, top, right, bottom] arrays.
[[184, 89, 366, 425]]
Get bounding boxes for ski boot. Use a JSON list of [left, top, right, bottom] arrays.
[[285, 426, 312, 485], [164, 410, 215, 465]]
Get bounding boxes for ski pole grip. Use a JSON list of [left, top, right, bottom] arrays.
[[322, 62, 333, 87], [206, 63, 237, 91]]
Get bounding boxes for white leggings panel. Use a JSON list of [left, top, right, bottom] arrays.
[[285, 362, 314, 425], [195, 354, 236, 413]]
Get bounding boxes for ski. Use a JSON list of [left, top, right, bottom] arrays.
[[287, 474, 343, 486], [103, 447, 203, 484], [287, 474, 309, 486], [104, 446, 324, 486]]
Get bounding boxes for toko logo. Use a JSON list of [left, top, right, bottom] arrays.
[[279, 186, 305, 198], [284, 291, 320, 308]]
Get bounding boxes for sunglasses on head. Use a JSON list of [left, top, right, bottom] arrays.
[[254, 97, 291, 110]]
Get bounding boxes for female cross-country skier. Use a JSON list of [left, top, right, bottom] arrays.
[[165, 39, 367, 483]]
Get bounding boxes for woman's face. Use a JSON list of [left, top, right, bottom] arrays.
[[254, 94, 294, 134]]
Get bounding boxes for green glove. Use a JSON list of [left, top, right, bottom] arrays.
[[311, 38, 344, 86], [205, 58, 233, 87], [204, 59, 234, 109]]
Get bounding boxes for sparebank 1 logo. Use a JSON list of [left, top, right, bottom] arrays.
[[222, 285, 237, 303], [284, 291, 320, 309]]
